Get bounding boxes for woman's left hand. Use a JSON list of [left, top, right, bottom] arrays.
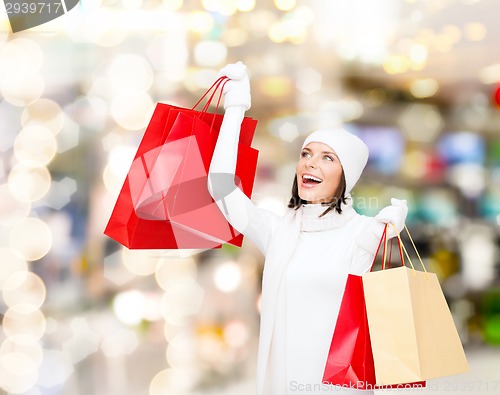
[[375, 198, 408, 234], [217, 61, 251, 110]]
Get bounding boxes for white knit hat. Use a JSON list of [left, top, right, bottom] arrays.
[[301, 128, 369, 193]]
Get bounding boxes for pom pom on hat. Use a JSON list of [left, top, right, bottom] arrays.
[[301, 128, 369, 193]]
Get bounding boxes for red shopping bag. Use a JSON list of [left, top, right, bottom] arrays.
[[104, 78, 258, 249], [323, 225, 426, 390], [322, 273, 376, 388]]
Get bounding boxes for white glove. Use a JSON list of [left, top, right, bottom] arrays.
[[375, 198, 408, 235], [217, 61, 251, 110]]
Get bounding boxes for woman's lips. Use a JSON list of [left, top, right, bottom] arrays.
[[300, 174, 322, 188], [301, 181, 318, 189]]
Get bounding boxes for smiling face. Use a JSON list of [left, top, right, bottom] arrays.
[[296, 142, 343, 204]]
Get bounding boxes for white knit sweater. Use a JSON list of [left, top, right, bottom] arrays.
[[208, 106, 393, 395]]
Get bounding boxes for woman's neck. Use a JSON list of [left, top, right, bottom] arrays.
[[300, 197, 354, 232]]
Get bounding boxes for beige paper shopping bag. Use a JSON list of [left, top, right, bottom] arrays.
[[362, 225, 468, 385]]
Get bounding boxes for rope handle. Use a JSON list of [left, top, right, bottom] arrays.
[[190, 76, 231, 132], [191, 76, 229, 112], [369, 223, 407, 272], [381, 224, 405, 270], [389, 223, 429, 278], [369, 224, 388, 272]]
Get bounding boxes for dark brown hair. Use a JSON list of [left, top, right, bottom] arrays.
[[287, 171, 347, 216]]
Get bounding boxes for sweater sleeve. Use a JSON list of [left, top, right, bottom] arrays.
[[207, 106, 280, 255]]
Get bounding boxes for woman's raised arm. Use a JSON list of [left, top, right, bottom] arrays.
[[207, 62, 279, 254]]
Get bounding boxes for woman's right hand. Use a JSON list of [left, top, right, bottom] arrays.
[[217, 61, 251, 110]]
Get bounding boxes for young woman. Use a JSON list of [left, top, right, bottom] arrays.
[[208, 62, 408, 395]]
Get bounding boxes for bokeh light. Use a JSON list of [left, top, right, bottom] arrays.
[[479, 63, 500, 84], [400, 149, 428, 180], [194, 41, 228, 67], [2, 271, 47, 314], [1, 73, 45, 107], [155, 257, 197, 291], [383, 55, 410, 74], [0, 336, 44, 370], [223, 320, 249, 347], [36, 350, 74, 389], [464, 22, 487, 41], [278, 122, 300, 142], [409, 44, 428, 70], [236, 0, 255, 12], [106, 54, 154, 93], [149, 368, 191, 395], [8, 164, 51, 202], [410, 78, 439, 98], [122, 0, 143, 10], [121, 248, 158, 276], [102, 145, 136, 192], [21, 99, 65, 135], [442, 25, 462, 44], [2, 309, 47, 340], [78, 9, 127, 47], [100, 328, 139, 357], [399, 104, 443, 142], [222, 27, 249, 47], [0, 248, 28, 290], [165, 332, 196, 369], [274, 0, 296, 11], [202, 0, 236, 16], [0, 366, 38, 394], [0, 38, 43, 82], [0, 351, 39, 377], [187, 11, 214, 35], [296, 68, 322, 95], [111, 91, 155, 130], [9, 218, 53, 261], [162, 0, 183, 11], [113, 290, 146, 325], [257, 76, 293, 97], [0, 185, 31, 227], [62, 318, 100, 364], [14, 124, 58, 167], [213, 261, 242, 293], [161, 279, 204, 325]]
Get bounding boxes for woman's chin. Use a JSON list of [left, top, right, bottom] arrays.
[[299, 193, 324, 204]]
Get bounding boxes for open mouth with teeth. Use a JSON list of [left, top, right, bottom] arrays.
[[302, 174, 323, 186]]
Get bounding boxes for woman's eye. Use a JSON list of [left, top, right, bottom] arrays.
[[324, 155, 333, 161], [301, 151, 310, 158]]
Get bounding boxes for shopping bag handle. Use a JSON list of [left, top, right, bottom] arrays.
[[191, 76, 229, 113], [390, 223, 429, 278], [190, 76, 230, 132], [369, 223, 406, 272], [369, 224, 388, 272]]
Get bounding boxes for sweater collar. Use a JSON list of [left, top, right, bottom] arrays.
[[300, 195, 355, 232]]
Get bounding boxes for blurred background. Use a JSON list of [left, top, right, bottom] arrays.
[[1, 0, 500, 394]]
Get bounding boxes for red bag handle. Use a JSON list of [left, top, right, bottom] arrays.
[[369, 224, 387, 272], [191, 76, 231, 132], [369, 224, 406, 272], [192, 76, 229, 113], [385, 235, 405, 270]]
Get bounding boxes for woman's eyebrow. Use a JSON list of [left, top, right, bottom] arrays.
[[302, 147, 339, 158], [322, 151, 340, 159]]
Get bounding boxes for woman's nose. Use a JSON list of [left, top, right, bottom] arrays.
[[306, 156, 317, 168]]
